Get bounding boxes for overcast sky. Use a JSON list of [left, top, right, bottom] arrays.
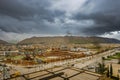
[[0, 0, 120, 42]]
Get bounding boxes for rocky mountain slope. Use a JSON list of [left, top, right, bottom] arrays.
[[18, 36, 120, 45]]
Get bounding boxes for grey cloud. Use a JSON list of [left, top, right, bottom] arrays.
[[0, 0, 35, 19], [72, 0, 120, 35], [0, 0, 65, 33], [0, 0, 120, 41], [0, 0, 64, 21], [0, 14, 65, 34]]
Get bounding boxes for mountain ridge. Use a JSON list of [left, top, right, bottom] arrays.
[[18, 36, 120, 45], [0, 39, 9, 44]]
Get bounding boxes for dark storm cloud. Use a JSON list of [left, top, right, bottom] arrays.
[[73, 0, 120, 35], [74, 12, 120, 35], [84, 14, 120, 35], [0, 0, 65, 33], [0, 0, 65, 20], [0, 15, 64, 34], [0, 0, 35, 19], [0, 0, 120, 41]]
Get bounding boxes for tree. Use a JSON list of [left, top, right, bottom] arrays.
[[97, 62, 106, 74], [106, 68, 109, 77], [118, 58, 120, 64], [109, 63, 113, 78], [116, 53, 120, 64], [102, 57, 105, 60]]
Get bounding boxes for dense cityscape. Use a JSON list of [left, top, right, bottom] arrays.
[[0, 37, 120, 80]]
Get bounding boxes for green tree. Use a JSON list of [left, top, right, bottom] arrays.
[[98, 62, 106, 74], [106, 68, 109, 77], [109, 63, 113, 78], [118, 58, 120, 64]]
